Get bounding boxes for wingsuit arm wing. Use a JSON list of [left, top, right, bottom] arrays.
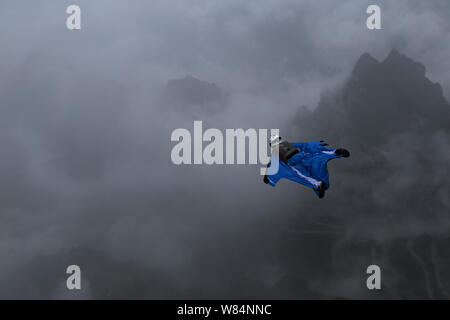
[[292, 141, 334, 153]]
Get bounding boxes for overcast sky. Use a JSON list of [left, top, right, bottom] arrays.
[[0, 0, 450, 299]]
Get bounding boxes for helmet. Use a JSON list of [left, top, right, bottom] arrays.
[[269, 134, 281, 146]]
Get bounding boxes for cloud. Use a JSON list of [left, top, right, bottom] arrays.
[[0, 0, 449, 299]]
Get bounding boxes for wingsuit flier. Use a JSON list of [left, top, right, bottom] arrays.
[[263, 134, 350, 198]]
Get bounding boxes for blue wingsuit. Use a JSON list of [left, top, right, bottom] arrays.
[[266, 141, 345, 196]]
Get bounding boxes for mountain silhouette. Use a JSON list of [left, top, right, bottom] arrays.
[[284, 50, 450, 299], [163, 75, 228, 116], [296, 49, 450, 146]]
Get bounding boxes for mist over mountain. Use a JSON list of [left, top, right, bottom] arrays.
[[282, 50, 450, 299], [3, 50, 449, 300], [2, 0, 450, 301], [3, 48, 449, 300], [296, 49, 450, 144]]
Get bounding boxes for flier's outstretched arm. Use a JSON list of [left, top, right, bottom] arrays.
[[292, 141, 335, 153]]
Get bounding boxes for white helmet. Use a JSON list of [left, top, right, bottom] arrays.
[[269, 134, 281, 146]]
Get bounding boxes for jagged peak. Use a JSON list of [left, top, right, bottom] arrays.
[[382, 49, 426, 77], [383, 49, 415, 64], [166, 75, 223, 92], [386, 48, 401, 58], [358, 52, 379, 64], [169, 74, 207, 85], [352, 53, 379, 76], [181, 74, 204, 82]]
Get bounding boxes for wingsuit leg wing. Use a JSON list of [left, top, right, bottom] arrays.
[[292, 141, 348, 190], [304, 151, 342, 190], [264, 154, 322, 191]]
